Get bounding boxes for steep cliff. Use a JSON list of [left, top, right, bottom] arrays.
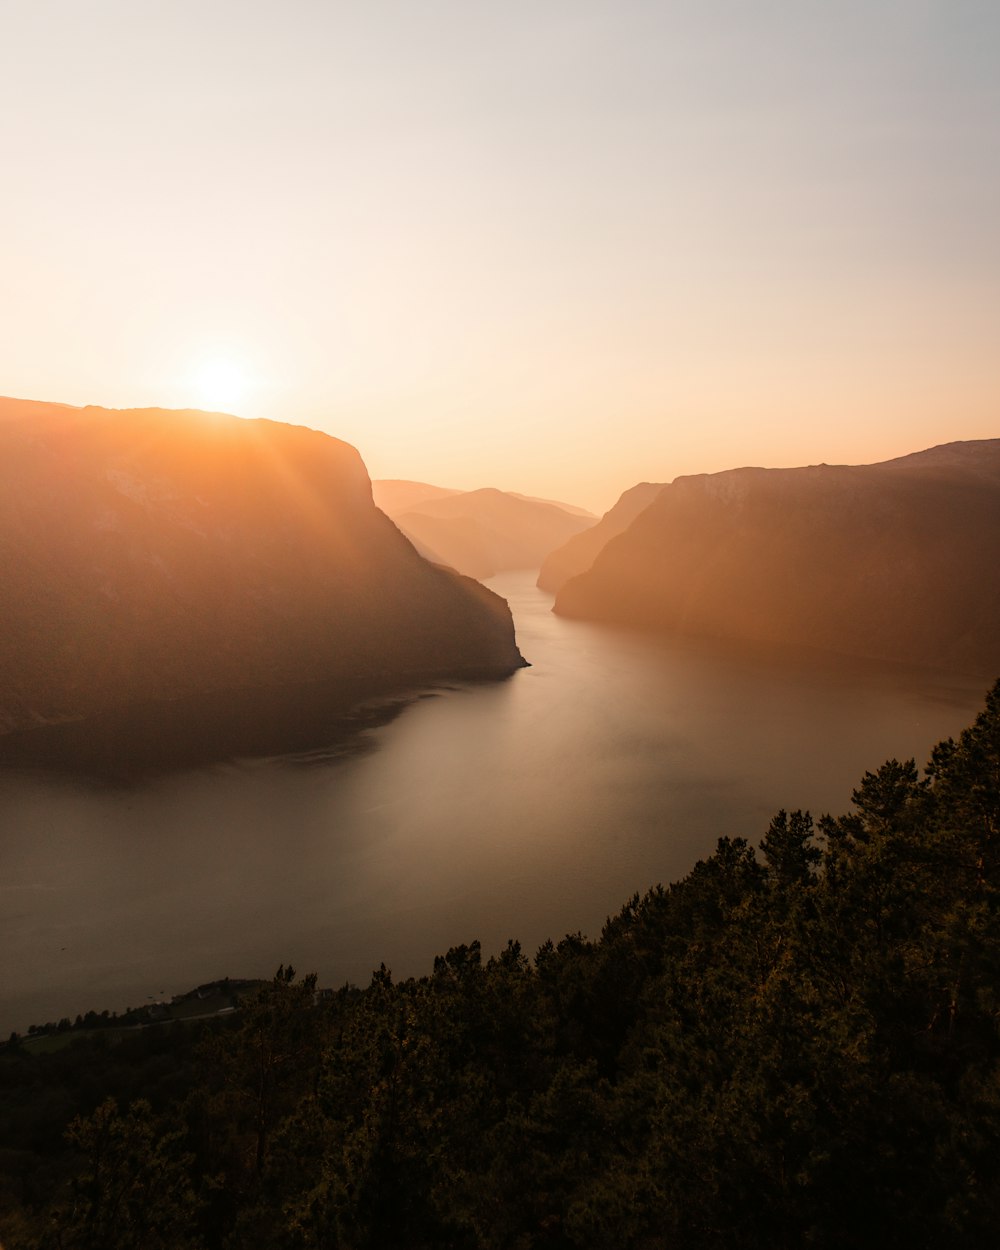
[[553, 441, 1000, 676], [0, 398, 524, 755]]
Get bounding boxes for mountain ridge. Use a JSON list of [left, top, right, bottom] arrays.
[[537, 481, 665, 593], [379, 483, 595, 580], [0, 397, 525, 763], [553, 440, 1000, 676]]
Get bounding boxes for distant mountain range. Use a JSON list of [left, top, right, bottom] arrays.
[[552, 441, 1000, 676], [0, 399, 524, 767], [373, 480, 596, 580], [370, 479, 462, 515]]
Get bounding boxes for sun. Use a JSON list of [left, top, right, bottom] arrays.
[[191, 357, 249, 412]]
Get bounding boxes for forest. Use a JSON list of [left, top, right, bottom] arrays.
[[2, 681, 999, 1249]]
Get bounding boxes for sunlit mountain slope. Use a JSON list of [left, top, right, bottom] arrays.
[[0, 399, 524, 751], [554, 442, 1000, 675]]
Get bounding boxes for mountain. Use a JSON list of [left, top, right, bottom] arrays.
[[536, 481, 665, 592], [381, 486, 595, 580], [370, 479, 461, 515], [553, 441, 1000, 676], [0, 398, 525, 765], [507, 492, 598, 520]]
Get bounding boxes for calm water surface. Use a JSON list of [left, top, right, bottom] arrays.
[[0, 572, 987, 1033]]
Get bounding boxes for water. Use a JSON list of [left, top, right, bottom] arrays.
[[0, 572, 987, 1034]]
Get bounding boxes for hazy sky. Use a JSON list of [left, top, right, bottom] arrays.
[[3, 1, 997, 511]]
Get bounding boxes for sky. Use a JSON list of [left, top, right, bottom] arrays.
[[2, 1, 998, 513]]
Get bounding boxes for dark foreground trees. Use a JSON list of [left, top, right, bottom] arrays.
[[3, 681, 1000, 1248]]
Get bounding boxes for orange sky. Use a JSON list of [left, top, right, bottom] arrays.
[[2, 1, 997, 513]]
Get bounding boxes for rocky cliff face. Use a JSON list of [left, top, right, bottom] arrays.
[[536, 482, 664, 593], [553, 441, 1000, 676], [0, 398, 524, 751]]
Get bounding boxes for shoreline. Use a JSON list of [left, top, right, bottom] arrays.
[[0, 664, 522, 782]]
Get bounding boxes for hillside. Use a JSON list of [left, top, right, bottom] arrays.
[[537, 481, 664, 592], [3, 682, 1000, 1247], [0, 398, 524, 764], [554, 441, 1000, 675], [507, 491, 597, 519], [384, 486, 595, 580], [370, 479, 461, 515]]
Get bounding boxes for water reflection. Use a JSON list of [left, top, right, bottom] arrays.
[[0, 572, 987, 1033]]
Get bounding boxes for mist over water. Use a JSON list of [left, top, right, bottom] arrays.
[[0, 572, 987, 1034]]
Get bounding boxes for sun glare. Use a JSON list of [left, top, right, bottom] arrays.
[[192, 358, 249, 412]]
